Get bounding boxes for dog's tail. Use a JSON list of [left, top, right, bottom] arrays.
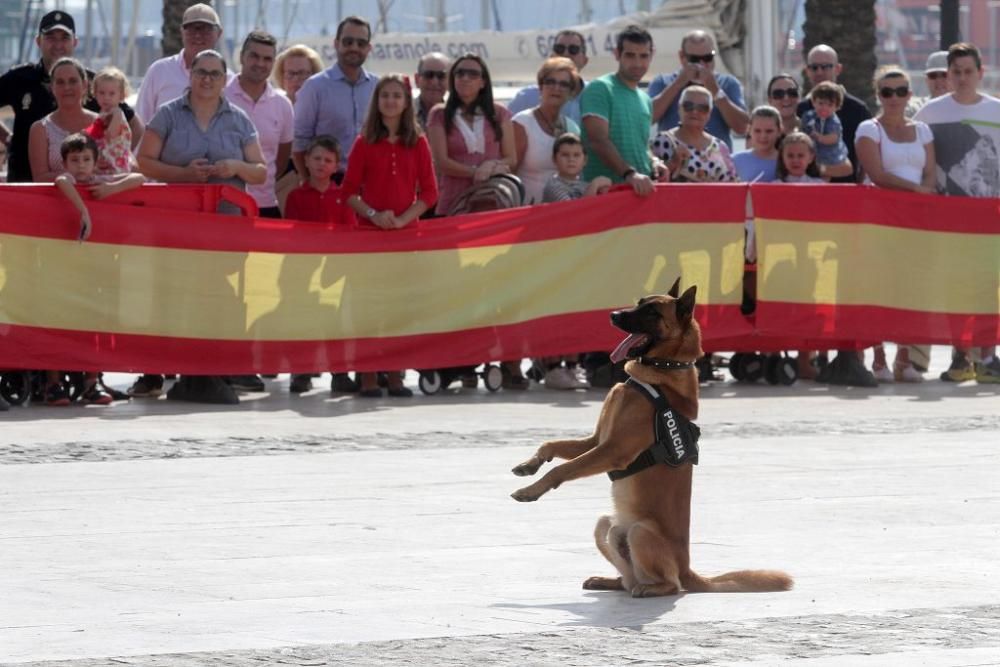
[[682, 569, 793, 593]]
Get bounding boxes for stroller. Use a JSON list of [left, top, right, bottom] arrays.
[[416, 174, 525, 395]]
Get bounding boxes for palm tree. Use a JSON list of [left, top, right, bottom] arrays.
[[161, 0, 212, 57], [802, 0, 877, 111]]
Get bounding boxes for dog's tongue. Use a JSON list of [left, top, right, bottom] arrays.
[[610, 333, 649, 364]]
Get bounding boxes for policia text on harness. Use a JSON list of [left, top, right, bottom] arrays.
[[608, 378, 701, 481]]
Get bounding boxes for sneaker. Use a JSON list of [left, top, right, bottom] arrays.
[[228, 374, 266, 392], [0, 396, 8, 411], [871, 365, 894, 383], [940, 357, 975, 382], [289, 374, 313, 393], [331, 372, 360, 393], [893, 362, 924, 383], [127, 374, 164, 397], [167, 375, 239, 405], [544, 367, 580, 390], [44, 384, 71, 407], [81, 385, 113, 405], [974, 357, 1000, 384]]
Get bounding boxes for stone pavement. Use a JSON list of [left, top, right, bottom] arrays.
[[2, 350, 999, 666]]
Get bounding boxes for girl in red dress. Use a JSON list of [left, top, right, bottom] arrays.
[[342, 73, 439, 397]]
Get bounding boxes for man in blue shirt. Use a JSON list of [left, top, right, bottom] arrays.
[[292, 16, 378, 176], [507, 29, 590, 126], [648, 30, 748, 149]]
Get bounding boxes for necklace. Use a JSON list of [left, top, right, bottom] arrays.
[[534, 107, 563, 136]]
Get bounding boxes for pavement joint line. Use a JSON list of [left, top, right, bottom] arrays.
[[2, 415, 999, 465], [5, 603, 999, 666]]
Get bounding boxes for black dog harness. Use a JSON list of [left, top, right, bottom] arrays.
[[607, 377, 701, 481]]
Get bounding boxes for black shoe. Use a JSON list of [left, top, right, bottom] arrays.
[[167, 376, 240, 404], [359, 387, 383, 398], [331, 372, 360, 393], [816, 352, 878, 387], [289, 374, 312, 393], [387, 386, 414, 397], [127, 374, 164, 398], [227, 374, 266, 392], [0, 395, 9, 411]]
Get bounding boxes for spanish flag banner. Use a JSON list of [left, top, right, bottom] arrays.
[[752, 184, 1000, 348], [0, 184, 748, 373]]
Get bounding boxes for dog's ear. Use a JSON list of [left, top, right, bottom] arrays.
[[667, 277, 681, 299], [675, 285, 697, 322]]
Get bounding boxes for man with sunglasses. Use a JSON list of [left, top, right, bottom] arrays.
[[796, 44, 871, 183], [907, 51, 951, 118], [293, 16, 378, 178], [648, 30, 748, 150], [507, 30, 589, 125], [914, 42, 1000, 384], [135, 3, 233, 123], [414, 52, 450, 130]]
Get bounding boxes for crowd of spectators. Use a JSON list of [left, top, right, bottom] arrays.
[[1, 5, 998, 412]]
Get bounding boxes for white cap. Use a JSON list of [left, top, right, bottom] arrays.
[[925, 51, 948, 73], [182, 3, 221, 28]]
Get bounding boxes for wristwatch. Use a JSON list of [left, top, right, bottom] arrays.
[[714, 88, 727, 102], [365, 207, 377, 219], [621, 167, 637, 180]]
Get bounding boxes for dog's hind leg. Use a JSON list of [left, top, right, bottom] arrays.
[[582, 515, 633, 591], [512, 434, 597, 477], [626, 521, 682, 598]]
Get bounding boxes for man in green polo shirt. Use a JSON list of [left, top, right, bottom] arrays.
[[580, 25, 667, 196]]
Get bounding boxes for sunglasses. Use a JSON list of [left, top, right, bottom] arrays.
[[339, 36, 369, 48], [681, 100, 710, 113], [926, 71, 947, 80], [879, 85, 910, 98], [552, 43, 583, 56], [541, 77, 574, 90], [807, 63, 836, 72], [769, 87, 799, 100], [284, 69, 312, 80], [192, 68, 225, 80], [454, 67, 483, 80], [419, 70, 447, 81], [685, 52, 715, 64]]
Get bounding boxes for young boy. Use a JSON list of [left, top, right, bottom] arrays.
[[800, 81, 852, 173], [54, 133, 145, 241], [284, 135, 356, 394], [285, 135, 356, 226], [542, 133, 613, 203]]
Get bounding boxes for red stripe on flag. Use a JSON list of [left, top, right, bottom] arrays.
[[751, 184, 1000, 234], [0, 184, 747, 254], [0, 306, 751, 374]]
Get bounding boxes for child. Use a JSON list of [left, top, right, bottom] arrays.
[[54, 133, 145, 241], [342, 73, 439, 398], [542, 132, 612, 203], [776, 132, 824, 183], [285, 135, 355, 226], [800, 81, 851, 174], [48, 133, 144, 407], [732, 106, 781, 183], [284, 135, 356, 395], [85, 67, 138, 175]]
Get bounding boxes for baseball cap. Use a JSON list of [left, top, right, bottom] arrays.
[[925, 51, 948, 73], [182, 3, 221, 28], [38, 10, 75, 37]]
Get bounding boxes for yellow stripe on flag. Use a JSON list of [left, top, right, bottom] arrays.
[[756, 219, 1000, 313], [0, 223, 743, 340]]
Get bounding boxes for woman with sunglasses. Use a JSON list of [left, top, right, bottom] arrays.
[[651, 85, 737, 183], [766, 74, 802, 135], [512, 57, 582, 204], [427, 53, 516, 216], [855, 66, 936, 384]]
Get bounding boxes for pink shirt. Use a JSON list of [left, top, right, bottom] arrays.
[[225, 78, 294, 208], [136, 53, 236, 123]]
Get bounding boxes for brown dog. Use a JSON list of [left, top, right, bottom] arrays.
[[511, 280, 792, 597]]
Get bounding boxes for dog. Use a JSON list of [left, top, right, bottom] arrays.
[[511, 279, 793, 597]]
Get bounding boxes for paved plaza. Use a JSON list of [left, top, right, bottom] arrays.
[[2, 349, 999, 666]]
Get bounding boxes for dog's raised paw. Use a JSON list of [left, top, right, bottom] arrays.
[[511, 458, 542, 477], [510, 487, 540, 502]]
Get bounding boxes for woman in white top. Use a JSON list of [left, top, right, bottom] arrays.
[[855, 66, 937, 383], [28, 58, 99, 182], [512, 57, 582, 204]]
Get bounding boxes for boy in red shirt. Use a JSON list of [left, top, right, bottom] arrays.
[[285, 135, 356, 394], [285, 136, 356, 226]]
